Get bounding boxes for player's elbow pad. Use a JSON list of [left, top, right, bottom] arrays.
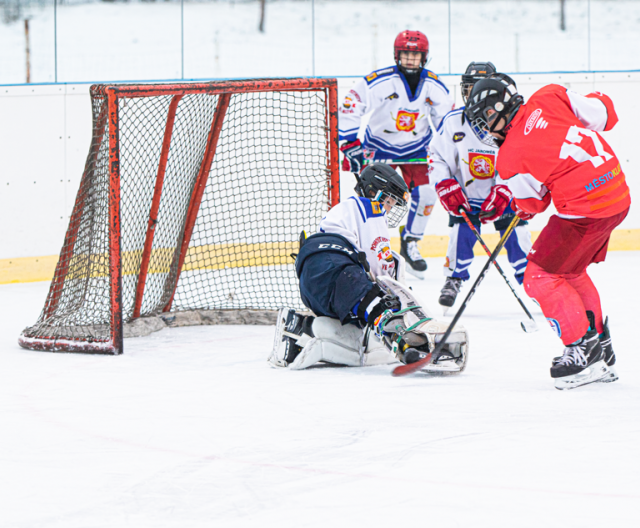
[[586, 92, 619, 131], [514, 194, 551, 214]]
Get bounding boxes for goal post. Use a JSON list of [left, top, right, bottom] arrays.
[[19, 78, 340, 355]]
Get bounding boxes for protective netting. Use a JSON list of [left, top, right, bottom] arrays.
[[21, 80, 335, 353]]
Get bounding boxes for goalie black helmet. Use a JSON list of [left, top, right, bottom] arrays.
[[460, 61, 496, 103], [464, 73, 523, 147], [356, 163, 410, 228]]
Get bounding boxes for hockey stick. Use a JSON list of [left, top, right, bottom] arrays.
[[392, 215, 521, 377], [363, 157, 429, 166], [460, 210, 538, 333]]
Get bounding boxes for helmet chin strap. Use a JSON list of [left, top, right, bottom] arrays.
[[398, 63, 422, 76]]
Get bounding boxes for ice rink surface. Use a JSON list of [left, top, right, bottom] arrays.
[[2, 252, 639, 528]]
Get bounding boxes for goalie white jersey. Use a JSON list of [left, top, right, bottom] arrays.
[[318, 197, 396, 279], [429, 107, 501, 211], [339, 66, 454, 161]]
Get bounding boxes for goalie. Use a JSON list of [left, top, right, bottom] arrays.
[[268, 163, 469, 373]]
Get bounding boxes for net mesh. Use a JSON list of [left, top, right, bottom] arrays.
[[21, 81, 332, 350]]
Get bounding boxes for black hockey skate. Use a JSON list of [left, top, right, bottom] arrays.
[[438, 277, 462, 310], [400, 235, 427, 279], [550, 320, 609, 390], [268, 308, 312, 368], [598, 316, 618, 383], [551, 313, 618, 384]]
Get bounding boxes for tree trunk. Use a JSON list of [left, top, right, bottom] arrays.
[[259, 0, 266, 33], [25, 19, 31, 83]]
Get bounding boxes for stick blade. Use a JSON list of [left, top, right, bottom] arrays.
[[521, 319, 539, 333], [391, 352, 434, 377]]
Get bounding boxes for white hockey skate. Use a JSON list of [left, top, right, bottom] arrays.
[[376, 276, 469, 375]]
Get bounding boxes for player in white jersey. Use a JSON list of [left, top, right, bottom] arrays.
[[268, 163, 470, 373], [268, 164, 408, 369], [339, 30, 455, 279], [430, 65, 532, 309]]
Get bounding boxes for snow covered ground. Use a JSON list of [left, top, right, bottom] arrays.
[[2, 0, 640, 85], [2, 251, 639, 527]]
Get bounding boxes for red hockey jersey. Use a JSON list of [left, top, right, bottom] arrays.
[[497, 84, 630, 218]]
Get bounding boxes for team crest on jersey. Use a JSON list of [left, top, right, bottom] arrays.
[[371, 201, 382, 214], [425, 97, 434, 106], [468, 152, 495, 179], [453, 132, 465, 142], [371, 236, 394, 263], [427, 71, 439, 80], [363, 149, 376, 160], [386, 92, 399, 100], [343, 96, 354, 109], [395, 110, 420, 132], [366, 72, 378, 82], [423, 204, 434, 216]]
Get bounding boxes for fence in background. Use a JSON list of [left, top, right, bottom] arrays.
[[1, 71, 638, 286], [1, 0, 640, 85]]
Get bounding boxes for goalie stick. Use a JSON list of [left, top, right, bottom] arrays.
[[460, 209, 538, 333], [392, 215, 521, 377]]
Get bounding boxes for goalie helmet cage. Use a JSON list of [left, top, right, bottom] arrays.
[[19, 78, 340, 355]]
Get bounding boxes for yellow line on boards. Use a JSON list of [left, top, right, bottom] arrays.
[[1, 229, 639, 285]]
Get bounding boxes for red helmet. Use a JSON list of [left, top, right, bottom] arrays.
[[394, 30, 429, 66]]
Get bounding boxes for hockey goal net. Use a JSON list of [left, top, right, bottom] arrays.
[[20, 78, 339, 355]]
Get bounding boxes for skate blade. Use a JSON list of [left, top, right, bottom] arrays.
[[520, 320, 538, 333], [597, 366, 619, 383], [406, 267, 426, 280], [440, 306, 451, 316], [267, 356, 288, 368], [554, 360, 610, 390]]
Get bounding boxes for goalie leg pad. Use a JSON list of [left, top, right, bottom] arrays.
[[376, 276, 470, 374], [289, 317, 396, 369]]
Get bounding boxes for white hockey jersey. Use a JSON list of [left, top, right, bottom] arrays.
[[339, 66, 454, 161], [318, 197, 395, 279], [429, 107, 500, 212]]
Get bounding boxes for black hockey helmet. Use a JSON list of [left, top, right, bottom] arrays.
[[460, 61, 496, 103], [356, 163, 410, 228], [464, 73, 523, 147]]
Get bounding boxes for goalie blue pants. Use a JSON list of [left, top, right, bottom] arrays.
[[295, 233, 374, 324]]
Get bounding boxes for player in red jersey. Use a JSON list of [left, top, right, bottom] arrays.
[[465, 74, 630, 389]]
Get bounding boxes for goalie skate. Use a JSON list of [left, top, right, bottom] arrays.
[[268, 307, 312, 368], [376, 276, 469, 375]]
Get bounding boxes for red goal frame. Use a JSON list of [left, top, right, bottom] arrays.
[[21, 78, 340, 355]]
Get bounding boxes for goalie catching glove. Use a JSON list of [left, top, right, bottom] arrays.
[[436, 178, 471, 216], [340, 139, 364, 173]]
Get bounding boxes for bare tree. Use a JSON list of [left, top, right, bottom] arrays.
[[259, 0, 266, 33]]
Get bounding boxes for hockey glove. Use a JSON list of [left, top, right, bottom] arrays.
[[480, 185, 513, 223], [512, 199, 536, 221], [357, 285, 401, 337], [340, 139, 364, 173], [435, 178, 471, 216]]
